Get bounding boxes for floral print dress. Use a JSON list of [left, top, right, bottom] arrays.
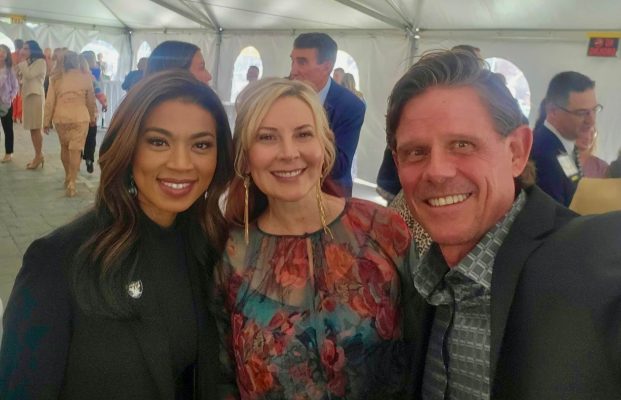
[[214, 199, 413, 400]]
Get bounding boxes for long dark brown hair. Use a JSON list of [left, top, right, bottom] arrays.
[[73, 70, 233, 318], [24, 40, 44, 64]]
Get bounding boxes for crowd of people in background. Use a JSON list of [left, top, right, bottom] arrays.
[[1, 31, 621, 400], [0, 38, 110, 184]]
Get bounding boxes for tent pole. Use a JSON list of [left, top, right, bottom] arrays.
[[408, 33, 419, 67], [213, 29, 222, 93], [127, 29, 134, 69]]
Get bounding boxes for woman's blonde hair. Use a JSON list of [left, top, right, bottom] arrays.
[[226, 78, 336, 226], [49, 48, 67, 79]]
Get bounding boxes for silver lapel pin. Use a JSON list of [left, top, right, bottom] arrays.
[[127, 280, 143, 299]]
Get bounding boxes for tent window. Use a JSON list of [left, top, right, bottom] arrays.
[[333, 50, 361, 89], [486, 57, 531, 117], [0, 32, 14, 52], [81, 40, 120, 81], [230, 46, 263, 103], [136, 41, 151, 65]]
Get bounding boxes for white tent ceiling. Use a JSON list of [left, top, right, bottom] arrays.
[[2, 0, 621, 32], [1, 0, 621, 180]]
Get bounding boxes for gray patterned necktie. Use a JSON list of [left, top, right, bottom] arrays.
[[573, 147, 583, 179]]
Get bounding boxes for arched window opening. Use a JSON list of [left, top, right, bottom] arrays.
[[230, 46, 263, 103], [0, 33, 14, 52], [136, 41, 151, 65], [486, 57, 531, 118], [333, 50, 360, 90], [81, 40, 120, 80]]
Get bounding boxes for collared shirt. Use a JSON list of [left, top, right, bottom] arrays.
[[544, 120, 575, 155], [414, 191, 527, 400], [317, 77, 331, 105]]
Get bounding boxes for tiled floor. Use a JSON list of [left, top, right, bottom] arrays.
[[0, 122, 384, 326], [0, 123, 104, 320]]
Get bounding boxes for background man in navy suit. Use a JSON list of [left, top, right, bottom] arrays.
[[530, 71, 602, 206], [387, 50, 621, 399], [290, 32, 365, 196]]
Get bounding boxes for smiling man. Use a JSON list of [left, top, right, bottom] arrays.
[[387, 50, 621, 399], [531, 71, 601, 206], [289, 33, 365, 197]]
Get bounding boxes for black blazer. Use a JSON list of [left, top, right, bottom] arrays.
[[403, 187, 621, 399], [531, 124, 578, 206], [0, 211, 221, 400]]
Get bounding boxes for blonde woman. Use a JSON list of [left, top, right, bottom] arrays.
[[16, 40, 47, 169], [44, 51, 97, 196], [341, 72, 364, 100], [214, 78, 413, 399]]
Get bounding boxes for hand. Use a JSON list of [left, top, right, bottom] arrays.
[[89, 121, 96, 127], [44, 127, 50, 135]]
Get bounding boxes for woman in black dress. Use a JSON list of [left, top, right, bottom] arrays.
[[0, 70, 234, 400]]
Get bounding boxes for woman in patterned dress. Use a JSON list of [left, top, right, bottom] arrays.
[[214, 78, 414, 400]]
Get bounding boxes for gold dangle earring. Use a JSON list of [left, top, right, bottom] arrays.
[[243, 175, 250, 244], [316, 180, 334, 239]]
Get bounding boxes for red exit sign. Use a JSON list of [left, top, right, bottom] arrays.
[[587, 37, 619, 57]]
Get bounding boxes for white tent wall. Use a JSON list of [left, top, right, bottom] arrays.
[[0, 20, 131, 79], [418, 31, 621, 163], [213, 30, 412, 182], [3, 8, 620, 178]]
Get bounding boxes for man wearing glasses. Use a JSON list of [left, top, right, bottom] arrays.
[[531, 71, 603, 206]]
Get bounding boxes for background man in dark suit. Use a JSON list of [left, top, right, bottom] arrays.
[[530, 71, 602, 206], [121, 57, 147, 92], [290, 32, 365, 196], [386, 50, 621, 399]]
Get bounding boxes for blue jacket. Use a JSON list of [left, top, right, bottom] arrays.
[[323, 79, 366, 197]]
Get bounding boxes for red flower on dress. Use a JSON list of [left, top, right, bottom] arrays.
[[350, 286, 378, 318], [321, 338, 346, 373], [267, 310, 301, 356], [244, 355, 275, 395], [363, 249, 397, 286], [374, 211, 411, 258], [319, 296, 337, 312], [325, 243, 355, 288], [375, 301, 399, 340], [321, 338, 348, 397], [271, 239, 309, 289]]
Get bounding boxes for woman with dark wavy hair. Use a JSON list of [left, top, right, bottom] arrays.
[[145, 40, 212, 84], [0, 70, 234, 400]]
